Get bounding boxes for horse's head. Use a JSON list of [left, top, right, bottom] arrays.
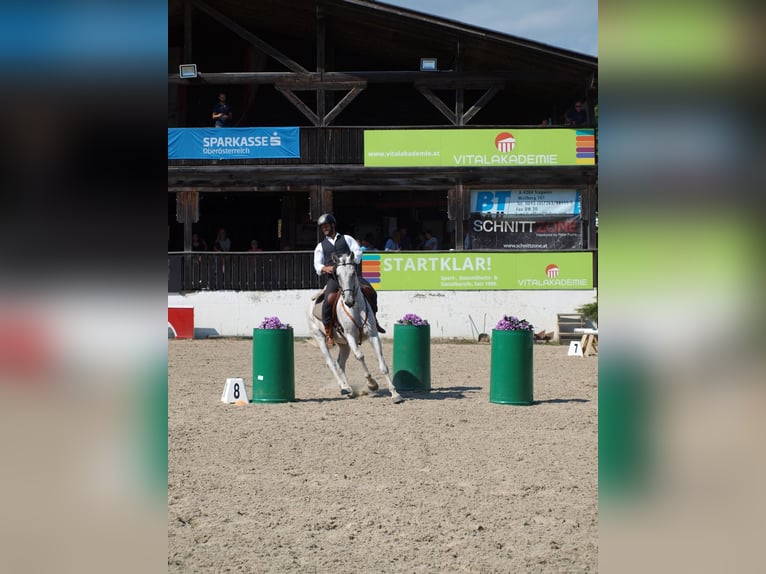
[[332, 252, 358, 307]]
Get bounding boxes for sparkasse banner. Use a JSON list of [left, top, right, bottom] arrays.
[[168, 127, 300, 159], [361, 252, 592, 290], [364, 128, 595, 167]]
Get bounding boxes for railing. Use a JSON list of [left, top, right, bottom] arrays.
[[168, 251, 321, 292], [169, 250, 598, 292]]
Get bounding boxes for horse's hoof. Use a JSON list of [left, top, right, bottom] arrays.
[[340, 388, 352, 396], [391, 393, 404, 404], [366, 380, 379, 392]]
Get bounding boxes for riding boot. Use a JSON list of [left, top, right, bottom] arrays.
[[374, 315, 386, 333], [324, 324, 335, 347]]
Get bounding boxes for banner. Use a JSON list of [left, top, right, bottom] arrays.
[[470, 189, 581, 215], [364, 128, 595, 167], [467, 214, 583, 250], [168, 127, 300, 160], [361, 252, 592, 291]]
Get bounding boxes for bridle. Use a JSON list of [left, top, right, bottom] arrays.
[[333, 260, 358, 301], [333, 258, 369, 337]]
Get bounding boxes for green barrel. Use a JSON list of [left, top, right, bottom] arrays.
[[489, 329, 534, 405], [392, 323, 431, 391], [252, 327, 295, 402]]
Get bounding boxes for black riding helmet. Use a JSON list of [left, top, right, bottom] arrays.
[[317, 213, 336, 226]]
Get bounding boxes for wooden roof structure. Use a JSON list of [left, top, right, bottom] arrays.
[[168, 0, 597, 190]]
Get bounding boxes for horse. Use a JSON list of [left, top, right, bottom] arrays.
[[307, 252, 404, 404]]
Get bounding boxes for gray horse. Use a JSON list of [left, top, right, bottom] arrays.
[[307, 252, 403, 403]]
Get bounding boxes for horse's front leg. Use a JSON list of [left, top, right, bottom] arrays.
[[335, 343, 355, 396], [368, 334, 403, 404], [316, 333, 353, 396]]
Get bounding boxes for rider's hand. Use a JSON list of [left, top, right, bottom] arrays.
[[321, 265, 334, 274]]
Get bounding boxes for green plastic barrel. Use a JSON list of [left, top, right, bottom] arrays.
[[489, 329, 534, 405], [392, 323, 431, 391], [252, 327, 295, 402]]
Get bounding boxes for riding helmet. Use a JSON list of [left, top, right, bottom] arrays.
[[317, 214, 336, 226]]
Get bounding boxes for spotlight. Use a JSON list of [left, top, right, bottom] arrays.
[[179, 64, 198, 79]]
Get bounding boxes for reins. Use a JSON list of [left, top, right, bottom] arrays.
[[334, 261, 369, 338]]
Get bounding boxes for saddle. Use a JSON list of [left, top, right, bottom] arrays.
[[312, 284, 384, 341]]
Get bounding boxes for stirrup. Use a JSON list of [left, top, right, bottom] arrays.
[[324, 326, 335, 346]]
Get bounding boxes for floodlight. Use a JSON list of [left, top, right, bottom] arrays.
[[179, 64, 198, 79], [420, 58, 437, 72]]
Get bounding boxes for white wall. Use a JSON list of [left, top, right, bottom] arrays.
[[169, 289, 596, 340]]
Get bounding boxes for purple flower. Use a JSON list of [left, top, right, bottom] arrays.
[[494, 314, 534, 332], [258, 316, 290, 330], [397, 313, 429, 326]]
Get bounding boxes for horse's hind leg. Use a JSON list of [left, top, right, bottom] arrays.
[[368, 334, 403, 404]]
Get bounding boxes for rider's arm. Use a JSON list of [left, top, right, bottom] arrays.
[[313, 243, 325, 276], [345, 235, 364, 262]]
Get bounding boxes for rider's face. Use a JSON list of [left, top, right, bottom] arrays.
[[320, 223, 333, 237]]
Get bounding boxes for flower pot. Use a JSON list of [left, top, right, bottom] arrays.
[[489, 329, 533, 405], [251, 327, 295, 402], [392, 323, 431, 391]]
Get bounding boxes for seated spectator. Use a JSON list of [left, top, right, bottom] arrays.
[[399, 227, 412, 250], [360, 233, 377, 251], [423, 230, 438, 250], [565, 100, 588, 127], [191, 233, 207, 251], [384, 230, 401, 251], [248, 239, 263, 252]]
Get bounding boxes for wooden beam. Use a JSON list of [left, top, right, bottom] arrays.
[[183, 0, 192, 63], [463, 86, 501, 124], [316, 4, 326, 126], [416, 86, 456, 125], [190, 0, 309, 73], [275, 86, 320, 126], [275, 78, 367, 91], [169, 70, 512, 86], [323, 87, 365, 126]]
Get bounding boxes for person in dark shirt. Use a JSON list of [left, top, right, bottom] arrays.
[[212, 92, 232, 127], [565, 100, 588, 127], [313, 214, 385, 345]]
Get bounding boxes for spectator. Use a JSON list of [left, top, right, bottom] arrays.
[[423, 230, 438, 250], [565, 100, 588, 127], [191, 233, 207, 251], [248, 239, 263, 252], [399, 227, 412, 250], [384, 230, 401, 251], [360, 233, 377, 251], [212, 92, 233, 127], [464, 234, 473, 250], [214, 228, 231, 252]]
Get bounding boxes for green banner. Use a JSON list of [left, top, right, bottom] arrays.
[[361, 252, 592, 291], [364, 128, 595, 167]]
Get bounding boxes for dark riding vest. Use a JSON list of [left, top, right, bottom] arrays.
[[321, 234, 351, 264]]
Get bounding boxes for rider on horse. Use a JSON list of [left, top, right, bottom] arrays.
[[313, 213, 385, 346]]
